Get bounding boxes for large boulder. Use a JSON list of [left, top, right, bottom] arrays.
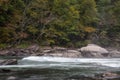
[[80, 44, 108, 53], [43, 49, 82, 58], [0, 50, 9, 56], [108, 50, 120, 58], [78, 44, 109, 57]]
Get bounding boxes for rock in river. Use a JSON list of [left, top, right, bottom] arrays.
[[78, 44, 109, 57], [0, 59, 17, 65]]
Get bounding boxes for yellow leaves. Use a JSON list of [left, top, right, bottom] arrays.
[[30, 12, 38, 18], [84, 27, 96, 33], [69, 6, 79, 19], [47, 39, 55, 44], [27, 26, 38, 34]]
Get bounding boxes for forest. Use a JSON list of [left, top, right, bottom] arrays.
[[0, 0, 120, 48]]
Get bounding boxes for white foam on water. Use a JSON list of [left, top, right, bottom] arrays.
[[0, 56, 119, 69], [21, 56, 120, 68]]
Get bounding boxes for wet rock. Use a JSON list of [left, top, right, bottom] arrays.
[[108, 50, 120, 58], [43, 49, 82, 58], [6, 49, 31, 56], [1, 44, 120, 58], [78, 44, 108, 58], [44, 53, 63, 57], [27, 44, 40, 52], [64, 50, 82, 58], [7, 76, 17, 80], [31, 52, 44, 56], [95, 72, 120, 80], [0, 59, 17, 65], [42, 47, 67, 53], [0, 50, 9, 56], [80, 44, 108, 53], [40, 46, 52, 51], [67, 72, 120, 80], [0, 60, 5, 63], [0, 44, 40, 56], [67, 50, 79, 53], [0, 68, 17, 73], [7, 50, 17, 56], [81, 52, 104, 58], [54, 47, 67, 52], [102, 72, 118, 77], [0, 69, 12, 73], [42, 47, 74, 57], [43, 49, 55, 53], [66, 74, 100, 80]]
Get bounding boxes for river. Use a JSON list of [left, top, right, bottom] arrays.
[[0, 56, 120, 80]]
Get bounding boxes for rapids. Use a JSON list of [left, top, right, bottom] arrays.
[[0, 56, 120, 80]]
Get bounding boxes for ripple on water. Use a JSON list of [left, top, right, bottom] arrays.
[[0, 56, 120, 80]]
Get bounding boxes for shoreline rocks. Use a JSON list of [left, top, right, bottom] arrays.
[[78, 44, 109, 58], [0, 44, 120, 80], [0, 59, 17, 65], [7, 76, 17, 80], [43, 49, 82, 58], [108, 50, 120, 58], [67, 72, 120, 80], [80, 44, 108, 53], [0, 44, 120, 58]]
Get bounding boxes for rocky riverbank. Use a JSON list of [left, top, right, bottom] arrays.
[[0, 44, 120, 80], [67, 72, 120, 80], [0, 44, 120, 65], [0, 44, 120, 58]]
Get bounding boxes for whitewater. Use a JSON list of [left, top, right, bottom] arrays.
[[0, 56, 120, 69]]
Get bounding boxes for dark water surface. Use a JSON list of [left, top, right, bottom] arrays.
[[0, 56, 120, 80]]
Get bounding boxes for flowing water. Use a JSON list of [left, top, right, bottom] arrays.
[[0, 56, 120, 80]]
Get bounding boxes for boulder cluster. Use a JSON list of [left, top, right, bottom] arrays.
[[0, 44, 120, 65]]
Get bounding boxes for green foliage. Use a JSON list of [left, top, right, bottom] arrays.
[[94, 0, 120, 47], [113, 0, 120, 24], [27, 26, 38, 34], [16, 42, 30, 49], [0, 0, 120, 47], [0, 43, 8, 49], [78, 0, 98, 25], [0, 27, 16, 43]]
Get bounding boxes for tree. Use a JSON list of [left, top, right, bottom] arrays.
[[107, 0, 120, 46], [0, 0, 100, 47], [0, 0, 25, 44]]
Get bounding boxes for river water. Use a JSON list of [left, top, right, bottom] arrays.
[[0, 56, 120, 80]]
